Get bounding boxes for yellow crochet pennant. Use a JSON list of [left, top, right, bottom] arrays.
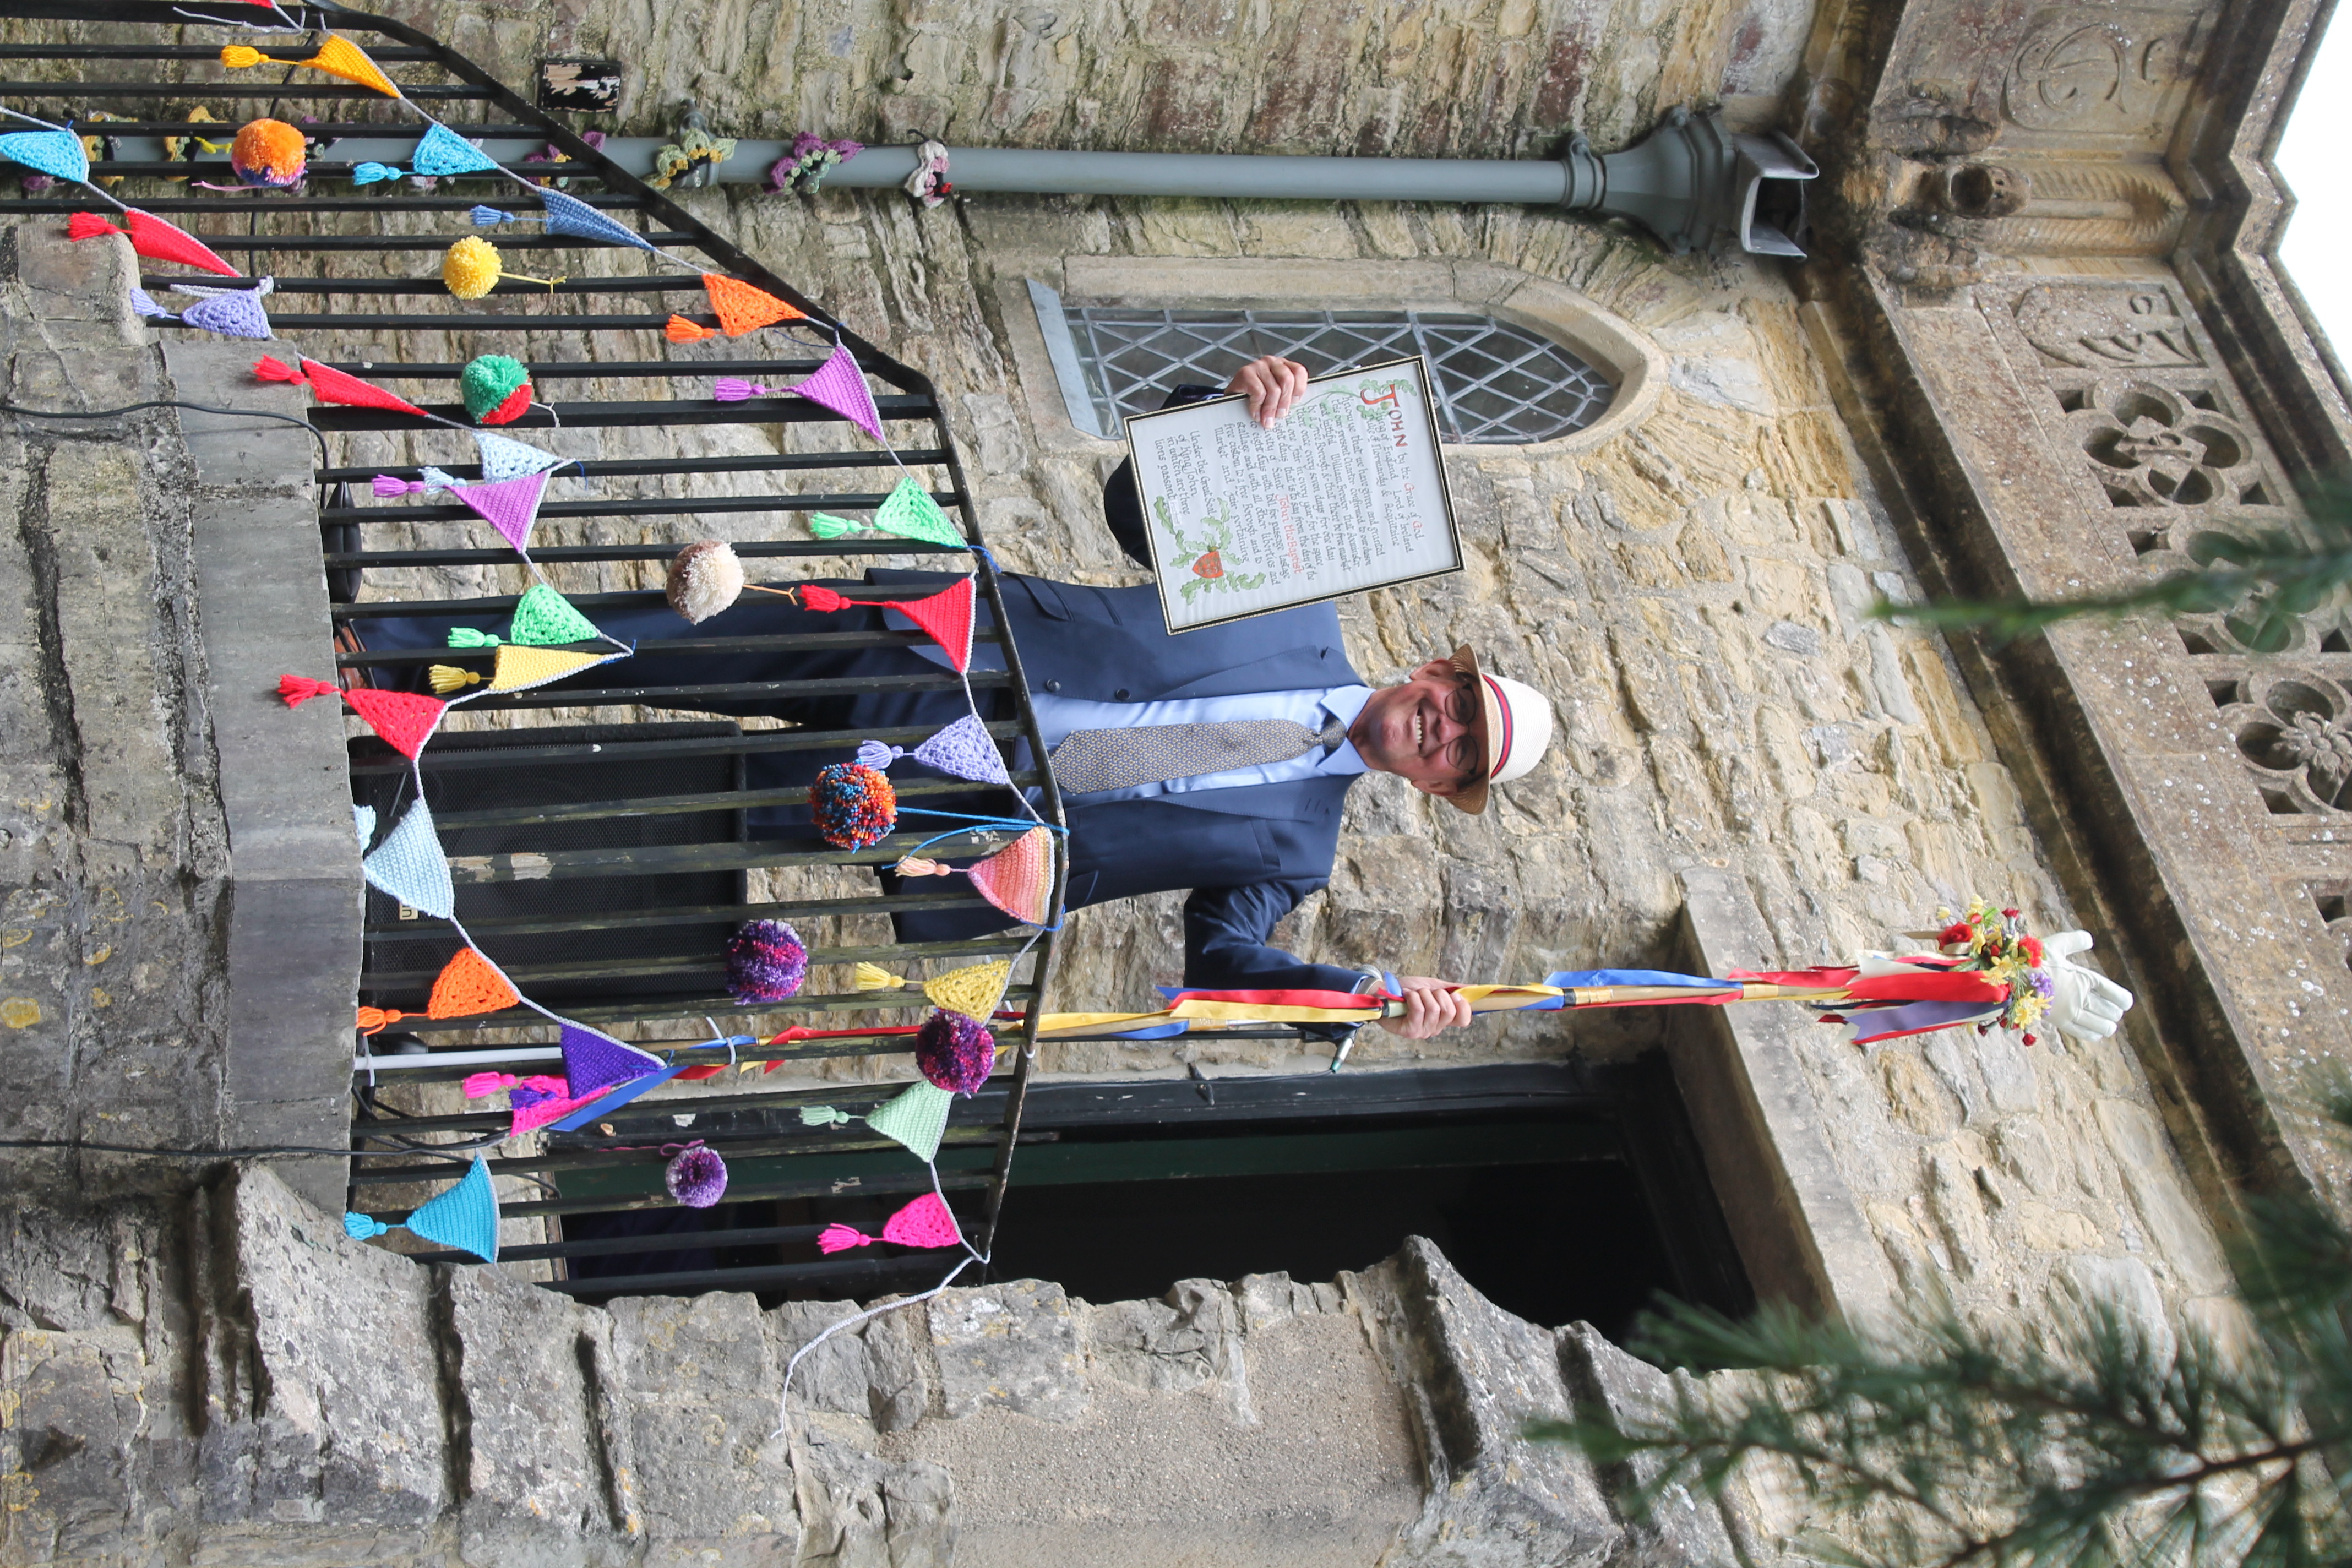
[[923, 960, 1010, 1023], [490, 644, 616, 693], [220, 35, 403, 99]]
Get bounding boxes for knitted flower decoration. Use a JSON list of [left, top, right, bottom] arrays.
[[915, 1009, 994, 1095], [809, 763, 896, 850], [724, 918, 807, 1004]]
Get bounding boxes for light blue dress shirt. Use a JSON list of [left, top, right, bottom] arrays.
[[1032, 685, 1373, 802]]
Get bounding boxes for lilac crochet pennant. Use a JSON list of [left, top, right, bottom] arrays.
[[858, 714, 1009, 785], [539, 187, 660, 253], [560, 1022, 665, 1100], [361, 798, 453, 918], [0, 129, 88, 184], [448, 472, 548, 552], [177, 287, 274, 340], [791, 341, 883, 441]]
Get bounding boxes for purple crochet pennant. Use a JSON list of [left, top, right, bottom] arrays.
[[790, 341, 883, 442], [559, 1022, 664, 1100], [447, 471, 548, 553], [178, 288, 274, 340]]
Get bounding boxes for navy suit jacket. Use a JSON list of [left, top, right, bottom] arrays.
[[877, 568, 1375, 997]]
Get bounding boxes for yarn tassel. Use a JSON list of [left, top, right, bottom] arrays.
[[815, 1223, 872, 1254], [470, 204, 516, 226], [857, 740, 905, 768], [276, 673, 339, 706], [356, 1005, 417, 1034], [428, 665, 486, 694], [808, 514, 867, 539], [344, 1213, 392, 1239], [712, 377, 771, 401], [447, 627, 501, 648], [798, 585, 851, 613], [127, 286, 174, 320], [461, 1071, 518, 1098], [665, 314, 717, 343], [799, 1104, 854, 1125], [253, 355, 305, 384], [373, 475, 428, 496], [352, 161, 402, 184], [894, 857, 950, 876], [854, 961, 908, 992]]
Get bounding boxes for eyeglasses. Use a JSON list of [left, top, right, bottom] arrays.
[[1441, 673, 1485, 785]]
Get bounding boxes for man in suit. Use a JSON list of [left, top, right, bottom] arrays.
[[359, 358, 1555, 1039]]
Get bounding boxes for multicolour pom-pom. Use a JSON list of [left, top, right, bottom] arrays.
[[915, 1009, 995, 1095], [460, 353, 533, 424], [229, 118, 306, 187], [665, 1143, 729, 1207], [724, 918, 807, 1004], [809, 763, 896, 850]]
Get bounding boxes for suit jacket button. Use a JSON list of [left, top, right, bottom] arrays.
[[1044, 680, 1062, 692], [1114, 688, 1130, 700]]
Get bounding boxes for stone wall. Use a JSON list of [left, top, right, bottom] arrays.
[[1, 1164, 1806, 1567]]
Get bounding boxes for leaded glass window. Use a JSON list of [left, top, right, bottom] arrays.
[[1027, 281, 1615, 444]]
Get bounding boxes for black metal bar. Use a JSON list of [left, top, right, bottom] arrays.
[[298, 396, 935, 428], [343, 720, 1023, 773], [540, 1254, 960, 1297], [317, 448, 952, 483]]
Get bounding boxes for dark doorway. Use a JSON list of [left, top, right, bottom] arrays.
[[982, 1057, 1751, 1336]]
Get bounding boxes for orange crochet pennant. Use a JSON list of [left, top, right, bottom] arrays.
[[425, 946, 520, 1019], [701, 274, 805, 336]]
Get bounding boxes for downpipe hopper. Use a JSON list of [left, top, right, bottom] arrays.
[[1564, 105, 1818, 258]]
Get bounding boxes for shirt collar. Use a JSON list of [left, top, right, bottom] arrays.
[[1319, 685, 1373, 775]]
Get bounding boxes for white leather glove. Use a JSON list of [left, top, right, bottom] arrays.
[[2043, 930, 2133, 1041]]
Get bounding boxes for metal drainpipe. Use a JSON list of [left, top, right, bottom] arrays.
[[291, 105, 1815, 257]]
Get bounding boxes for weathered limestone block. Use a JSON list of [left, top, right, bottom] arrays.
[[2092, 1101, 2234, 1295], [1085, 1276, 1244, 1400], [0, 1324, 171, 1566], [860, 1297, 941, 1434], [446, 1265, 615, 1561], [604, 1291, 799, 1565], [203, 1167, 446, 1532], [927, 1278, 1090, 1424], [794, 1434, 956, 1568], [1352, 1237, 1619, 1566], [1558, 1322, 1741, 1567], [775, 1298, 877, 1421]]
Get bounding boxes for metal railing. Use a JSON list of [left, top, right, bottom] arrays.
[[0, 2, 1068, 1295]]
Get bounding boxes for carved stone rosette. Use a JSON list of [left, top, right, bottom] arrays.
[[2216, 670, 2352, 813]]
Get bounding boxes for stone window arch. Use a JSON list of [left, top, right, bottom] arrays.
[[1000, 259, 1664, 458]]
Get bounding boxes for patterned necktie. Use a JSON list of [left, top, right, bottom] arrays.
[[1050, 714, 1349, 795]]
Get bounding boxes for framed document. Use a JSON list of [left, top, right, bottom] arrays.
[[1124, 355, 1462, 634]]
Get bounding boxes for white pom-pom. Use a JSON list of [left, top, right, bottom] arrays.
[[666, 539, 745, 624]]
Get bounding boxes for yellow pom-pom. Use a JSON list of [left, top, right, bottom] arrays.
[[427, 665, 485, 694], [443, 236, 502, 300], [220, 43, 265, 69], [853, 962, 908, 992]]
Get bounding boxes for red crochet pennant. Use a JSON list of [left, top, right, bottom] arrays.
[[275, 676, 447, 759], [799, 576, 973, 673], [68, 209, 242, 277], [254, 355, 428, 417]]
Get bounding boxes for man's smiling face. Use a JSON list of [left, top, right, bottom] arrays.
[[1349, 659, 1482, 798]]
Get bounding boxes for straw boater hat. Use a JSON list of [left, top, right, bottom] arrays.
[[1445, 644, 1555, 815]]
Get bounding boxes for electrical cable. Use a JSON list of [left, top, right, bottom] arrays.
[[0, 397, 329, 464]]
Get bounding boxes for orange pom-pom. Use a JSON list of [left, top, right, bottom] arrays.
[[799, 585, 850, 613], [276, 673, 339, 706], [230, 118, 306, 187], [67, 212, 121, 242], [665, 314, 716, 343]]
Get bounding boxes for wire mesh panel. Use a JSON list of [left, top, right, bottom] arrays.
[[0, 0, 1064, 1297], [1064, 306, 1616, 442]]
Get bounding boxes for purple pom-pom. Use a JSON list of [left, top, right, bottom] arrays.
[[915, 1009, 995, 1096], [666, 1144, 728, 1207], [725, 918, 808, 1004]]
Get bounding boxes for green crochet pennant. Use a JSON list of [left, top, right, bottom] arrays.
[[807, 477, 963, 550], [509, 583, 602, 646]]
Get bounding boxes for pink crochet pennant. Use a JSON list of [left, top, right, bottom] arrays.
[[790, 341, 884, 442], [448, 472, 549, 553], [815, 1191, 963, 1254]]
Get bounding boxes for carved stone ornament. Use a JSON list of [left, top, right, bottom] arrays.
[[2067, 379, 2267, 508], [2019, 285, 2201, 369], [2003, 7, 2209, 136], [2220, 672, 2352, 813]]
